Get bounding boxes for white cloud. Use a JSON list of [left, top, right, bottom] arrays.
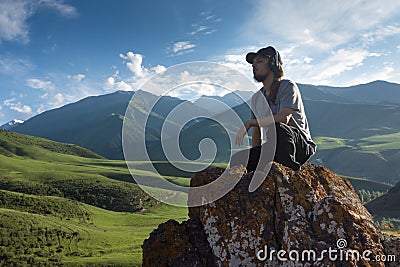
[[171, 41, 196, 55], [242, 0, 400, 50], [151, 65, 167, 74], [282, 48, 381, 85], [344, 64, 397, 86], [0, 0, 77, 43], [68, 74, 86, 82], [219, 54, 251, 78], [138, 60, 258, 99], [0, 0, 30, 43], [49, 93, 64, 107], [104, 76, 132, 91], [104, 51, 168, 92], [189, 11, 220, 37], [310, 49, 379, 83], [26, 78, 56, 91], [189, 25, 208, 36], [40, 92, 49, 99], [204, 29, 217, 35], [0, 55, 33, 76], [361, 25, 400, 46], [3, 98, 32, 114], [36, 104, 45, 113], [216, 45, 386, 87], [167, 83, 228, 101], [120, 52, 146, 77], [39, 0, 78, 18]]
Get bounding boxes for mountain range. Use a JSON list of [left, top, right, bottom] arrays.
[[10, 80, 400, 184]]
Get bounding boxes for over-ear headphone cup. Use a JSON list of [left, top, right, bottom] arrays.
[[268, 57, 277, 73]]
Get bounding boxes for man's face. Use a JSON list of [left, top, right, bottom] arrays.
[[252, 55, 271, 82]]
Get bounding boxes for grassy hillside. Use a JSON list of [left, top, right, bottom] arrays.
[[0, 130, 193, 212], [311, 133, 400, 184], [0, 197, 187, 266], [0, 129, 102, 159], [0, 147, 158, 212], [0, 130, 190, 265]]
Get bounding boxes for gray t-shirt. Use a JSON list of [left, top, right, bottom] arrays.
[[250, 79, 316, 148]]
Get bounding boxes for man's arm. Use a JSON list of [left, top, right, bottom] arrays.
[[235, 108, 294, 146]]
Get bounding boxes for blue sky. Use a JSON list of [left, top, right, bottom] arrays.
[[1, 0, 400, 125]]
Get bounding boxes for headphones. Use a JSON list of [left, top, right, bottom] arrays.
[[267, 47, 280, 75]]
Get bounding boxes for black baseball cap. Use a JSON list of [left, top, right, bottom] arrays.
[[246, 46, 282, 65]]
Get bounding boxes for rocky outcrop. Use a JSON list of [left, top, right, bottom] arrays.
[[381, 234, 400, 267], [142, 163, 399, 266]]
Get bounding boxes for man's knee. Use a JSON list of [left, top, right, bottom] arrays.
[[274, 122, 293, 144]]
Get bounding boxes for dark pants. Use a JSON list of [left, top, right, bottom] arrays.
[[230, 122, 315, 171]]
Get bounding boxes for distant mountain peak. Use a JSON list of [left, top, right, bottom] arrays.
[[0, 119, 24, 130], [115, 90, 135, 95]]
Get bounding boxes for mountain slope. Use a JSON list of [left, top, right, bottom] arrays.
[[297, 80, 400, 104], [365, 181, 400, 218], [0, 129, 102, 159], [298, 83, 351, 103], [12, 90, 132, 159], [320, 80, 400, 104]]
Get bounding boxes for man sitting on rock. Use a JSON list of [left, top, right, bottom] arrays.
[[232, 46, 316, 172]]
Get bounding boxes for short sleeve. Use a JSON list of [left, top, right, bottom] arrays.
[[278, 81, 301, 111]]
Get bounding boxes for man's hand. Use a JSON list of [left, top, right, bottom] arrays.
[[235, 121, 252, 146]]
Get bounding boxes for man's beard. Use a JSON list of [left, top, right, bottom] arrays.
[[254, 73, 267, 82]]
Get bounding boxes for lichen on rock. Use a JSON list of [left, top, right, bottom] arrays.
[[142, 163, 399, 266]]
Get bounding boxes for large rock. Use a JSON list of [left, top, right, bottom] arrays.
[[142, 163, 399, 266]]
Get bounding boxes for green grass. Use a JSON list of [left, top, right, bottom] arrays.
[[314, 132, 400, 153], [0, 130, 195, 265], [0, 200, 187, 266], [360, 132, 400, 152], [0, 129, 102, 159], [63, 203, 187, 266], [312, 133, 400, 184], [314, 136, 351, 150]]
